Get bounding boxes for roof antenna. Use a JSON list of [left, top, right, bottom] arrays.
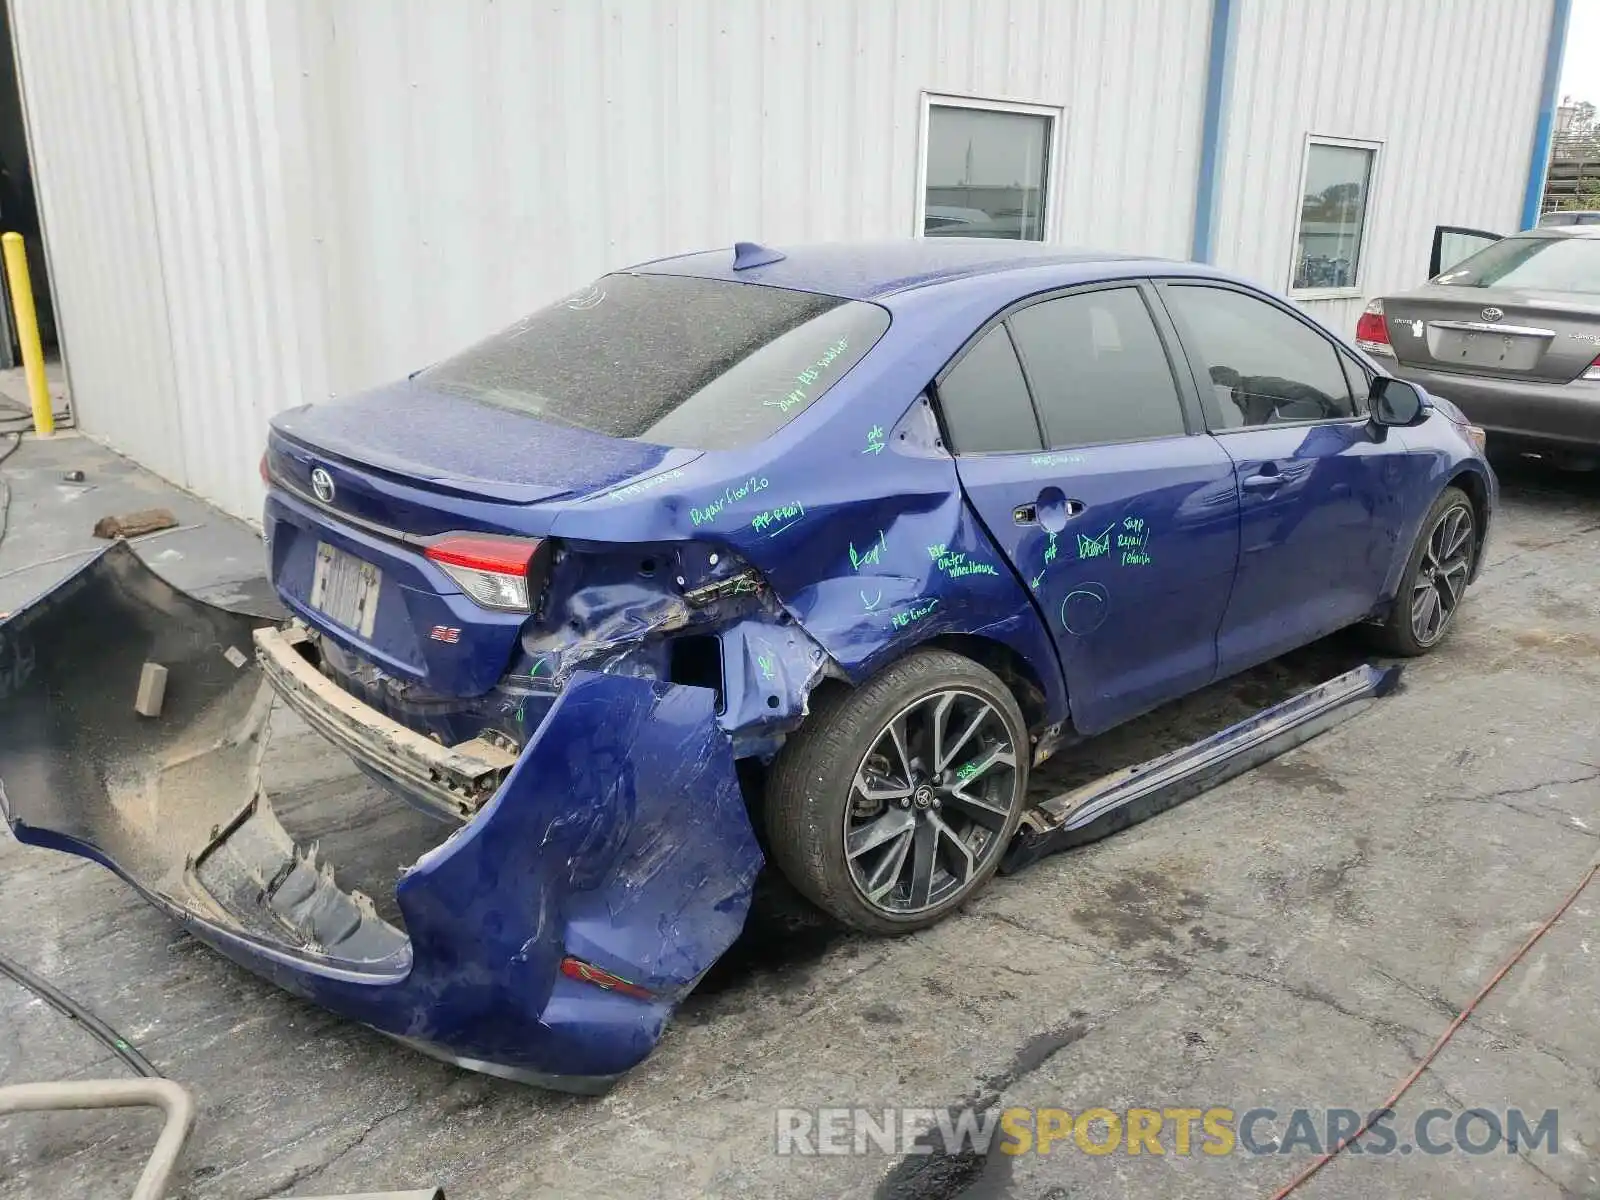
[[732, 241, 786, 270]]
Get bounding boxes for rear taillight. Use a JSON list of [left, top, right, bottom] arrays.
[[425, 534, 540, 612], [1355, 299, 1393, 357], [259, 452, 270, 484], [559, 955, 655, 1001], [1583, 353, 1600, 382]]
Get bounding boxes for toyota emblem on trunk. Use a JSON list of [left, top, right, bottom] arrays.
[[310, 467, 335, 503], [1480, 307, 1504, 322]]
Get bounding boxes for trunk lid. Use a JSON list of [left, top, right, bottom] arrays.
[[1383, 285, 1600, 384], [264, 383, 700, 699], [270, 380, 692, 518]]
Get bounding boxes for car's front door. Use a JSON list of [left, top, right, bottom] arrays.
[[1157, 280, 1411, 676], [938, 282, 1241, 736]]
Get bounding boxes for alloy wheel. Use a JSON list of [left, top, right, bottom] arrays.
[[1411, 504, 1474, 646], [843, 688, 1021, 916]]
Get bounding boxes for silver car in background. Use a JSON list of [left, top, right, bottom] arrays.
[[1357, 226, 1600, 467]]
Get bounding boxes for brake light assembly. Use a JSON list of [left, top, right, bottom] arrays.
[[1583, 353, 1600, 382], [425, 534, 547, 613], [1355, 299, 1392, 357]]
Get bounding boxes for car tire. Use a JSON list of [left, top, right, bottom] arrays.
[[764, 648, 1029, 935], [1369, 485, 1477, 657]]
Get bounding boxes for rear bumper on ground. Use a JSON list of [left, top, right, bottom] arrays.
[[1394, 362, 1600, 449], [0, 544, 762, 1091]]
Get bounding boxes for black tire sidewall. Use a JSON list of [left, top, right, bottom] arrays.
[[1383, 486, 1476, 655]]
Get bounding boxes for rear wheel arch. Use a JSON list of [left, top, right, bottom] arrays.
[[1445, 466, 1490, 573], [921, 632, 1056, 734], [825, 631, 1059, 736]]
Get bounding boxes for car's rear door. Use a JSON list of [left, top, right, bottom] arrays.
[[1156, 280, 1412, 675], [939, 281, 1240, 736], [1430, 225, 1502, 277]]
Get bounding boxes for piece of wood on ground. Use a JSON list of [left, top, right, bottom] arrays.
[[93, 508, 178, 540], [134, 662, 168, 717]]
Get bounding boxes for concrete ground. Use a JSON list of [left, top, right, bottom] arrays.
[[1, 433, 1596, 1200]]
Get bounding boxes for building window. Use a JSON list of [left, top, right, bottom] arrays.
[[1291, 138, 1378, 294], [918, 96, 1058, 241]]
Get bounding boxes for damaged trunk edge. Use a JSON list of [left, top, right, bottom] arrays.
[[0, 543, 762, 1090]]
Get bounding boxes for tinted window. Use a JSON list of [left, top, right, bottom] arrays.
[[418, 273, 890, 450], [1006, 288, 1187, 448], [1164, 286, 1356, 427], [937, 327, 1042, 454], [1432, 235, 1600, 294], [1340, 352, 1371, 413]]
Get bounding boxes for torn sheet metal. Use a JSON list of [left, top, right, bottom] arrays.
[[0, 543, 762, 1091], [1001, 663, 1403, 873]]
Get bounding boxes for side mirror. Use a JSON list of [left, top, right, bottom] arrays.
[[1368, 376, 1427, 427]]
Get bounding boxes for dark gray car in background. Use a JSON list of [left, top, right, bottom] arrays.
[[1357, 226, 1600, 466]]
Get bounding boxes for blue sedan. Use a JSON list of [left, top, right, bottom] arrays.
[[0, 239, 1494, 1090]]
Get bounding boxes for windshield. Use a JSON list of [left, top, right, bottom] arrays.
[[418, 273, 890, 450], [1432, 236, 1600, 294]]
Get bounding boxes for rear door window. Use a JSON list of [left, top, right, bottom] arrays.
[[418, 273, 890, 450], [936, 326, 1044, 454], [1006, 287, 1189, 448]]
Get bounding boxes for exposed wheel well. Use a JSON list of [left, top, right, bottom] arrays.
[[923, 633, 1052, 733], [796, 635, 1056, 738]]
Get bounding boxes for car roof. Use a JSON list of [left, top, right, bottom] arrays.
[[628, 238, 1179, 301], [1516, 225, 1600, 239]]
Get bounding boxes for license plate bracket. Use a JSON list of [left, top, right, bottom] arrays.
[[310, 542, 382, 638], [1434, 329, 1544, 372]]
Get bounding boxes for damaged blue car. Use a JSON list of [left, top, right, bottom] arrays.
[[0, 239, 1494, 1091]]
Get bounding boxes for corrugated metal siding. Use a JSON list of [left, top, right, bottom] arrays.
[[10, 0, 1551, 518], [18, 0, 1213, 519], [1215, 0, 1553, 335], [10, 0, 300, 519], [278, 0, 1213, 401], [8, 0, 187, 483]]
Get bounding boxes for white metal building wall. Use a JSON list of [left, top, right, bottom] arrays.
[[10, 0, 305, 518], [14, 0, 1213, 520], [8, 0, 1554, 520], [1215, 0, 1553, 336], [272, 0, 1213, 406]]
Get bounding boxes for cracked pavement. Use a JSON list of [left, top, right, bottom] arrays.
[[1, 442, 1598, 1199]]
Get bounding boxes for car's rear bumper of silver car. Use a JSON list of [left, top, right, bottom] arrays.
[[0, 542, 763, 1090], [1394, 362, 1600, 448]]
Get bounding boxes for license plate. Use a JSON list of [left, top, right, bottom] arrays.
[[309, 543, 381, 638]]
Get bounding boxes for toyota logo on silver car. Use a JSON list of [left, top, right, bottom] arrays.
[[310, 467, 335, 503], [1480, 306, 1504, 322]]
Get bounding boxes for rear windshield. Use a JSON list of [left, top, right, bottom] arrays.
[[418, 273, 890, 449], [1433, 235, 1600, 294]]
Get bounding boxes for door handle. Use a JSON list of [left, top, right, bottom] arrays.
[[1241, 468, 1284, 491], [1014, 499, 1084, 526]]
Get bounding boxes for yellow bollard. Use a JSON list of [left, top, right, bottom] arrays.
[[2, 231, 53, 436]]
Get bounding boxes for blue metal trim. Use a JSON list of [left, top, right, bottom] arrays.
[[1522, 0, 1573, 229], [1191, 0, 1238, 262]]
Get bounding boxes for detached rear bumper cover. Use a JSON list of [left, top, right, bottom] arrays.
[[0, 543, 762, 1090]]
